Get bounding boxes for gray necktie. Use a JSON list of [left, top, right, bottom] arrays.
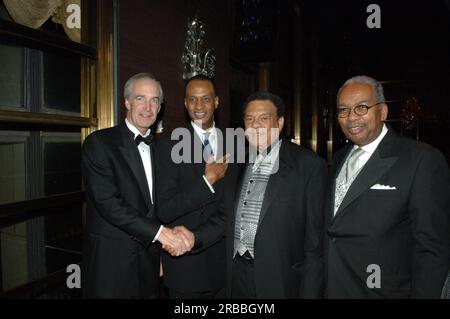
[[346, 147, 364, 182], [203, 132, 213, 161]]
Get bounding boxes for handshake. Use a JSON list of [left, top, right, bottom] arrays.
[[158, 226, 195, 257]]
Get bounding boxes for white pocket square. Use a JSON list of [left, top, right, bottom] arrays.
[[370, 184, 397, 190]]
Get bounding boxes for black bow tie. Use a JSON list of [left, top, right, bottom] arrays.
[[135, 134, 153, 145]]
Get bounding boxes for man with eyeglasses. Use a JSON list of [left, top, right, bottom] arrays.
[[326, 75, 450, 298], [81, 73, 192, 298]]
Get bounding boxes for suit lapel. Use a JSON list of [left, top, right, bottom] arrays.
[[233, 163, 249, 217], [215, 127, 225, 161], [334, 131, 399, 218], [188, 124, 206, 177], [211, 127, 228, 193], [258, 141, 291, 227], [150, 144, 156, 204], [333, 146, 352, 181], [329, 146, 352, 217], [118, 123, 152, 209]]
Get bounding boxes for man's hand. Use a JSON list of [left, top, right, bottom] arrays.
[[162, 226, 195, 256], [157, 227, 190, 256], [173, 226, 195, 250], [204, 154, 230, 185]]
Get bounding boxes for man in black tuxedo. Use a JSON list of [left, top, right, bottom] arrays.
[[326, 75, 450, 298], [226, 92, 327, 298], [155, 75, 230, 298], [81, 73, 194, 298]]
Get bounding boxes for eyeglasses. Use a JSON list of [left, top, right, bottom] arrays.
[[337, 102, 383, 118]]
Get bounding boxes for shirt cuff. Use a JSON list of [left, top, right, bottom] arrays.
[[152, 225, 164, 243], [202, 175, 215, 194]]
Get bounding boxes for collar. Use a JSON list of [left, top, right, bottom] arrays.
[[250, 140, 282, 169], [250, 138, 282, 157], [190, 121, 216, 140], [125, 118, 151, 138], [356, 123, 388, 155]]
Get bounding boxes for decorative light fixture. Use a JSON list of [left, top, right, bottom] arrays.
[[181, 17, 216, 80]]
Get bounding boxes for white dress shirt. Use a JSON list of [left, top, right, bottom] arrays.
[[191, 121, 218, 193], [346, 123, 388, 174], [125, 118, 162, 241]]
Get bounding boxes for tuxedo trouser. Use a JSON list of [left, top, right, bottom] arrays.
[[231, 252, 256, 298]]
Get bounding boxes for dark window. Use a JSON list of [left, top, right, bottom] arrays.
[[42, 133, 81, 195], [0, 44, 24, 109], [43, 53, 80, 114]]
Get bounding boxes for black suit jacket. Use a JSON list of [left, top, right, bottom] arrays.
[[225, 140, 327, 298], [81, 122, 161, 298], [326, 129, 450, 298], [154, 124, 234, 293]]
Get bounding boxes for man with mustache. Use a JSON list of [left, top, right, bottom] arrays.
[[226, 92, 327, 298], [326, 75, 450, 298]]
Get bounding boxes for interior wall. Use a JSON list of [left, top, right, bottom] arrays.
[[118, 0, 231, 135]]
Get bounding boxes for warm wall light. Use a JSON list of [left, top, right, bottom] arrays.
[[156, 120, 164, 134], [291, 137, 301, 145], [401, 96, 421, 130], [310, 114, 318, 153]]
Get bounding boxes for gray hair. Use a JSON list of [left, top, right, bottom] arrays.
[[123, 72, 164, 102], [337, 75, 385, 105]]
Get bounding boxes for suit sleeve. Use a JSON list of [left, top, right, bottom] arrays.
[[300, 157, 328, 298], [189, 200, 226, 254], [190, 166, 237, 254], [154, 139, 215, 224], [81, 134, 160, 247], [409, 147, 450, 298]]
